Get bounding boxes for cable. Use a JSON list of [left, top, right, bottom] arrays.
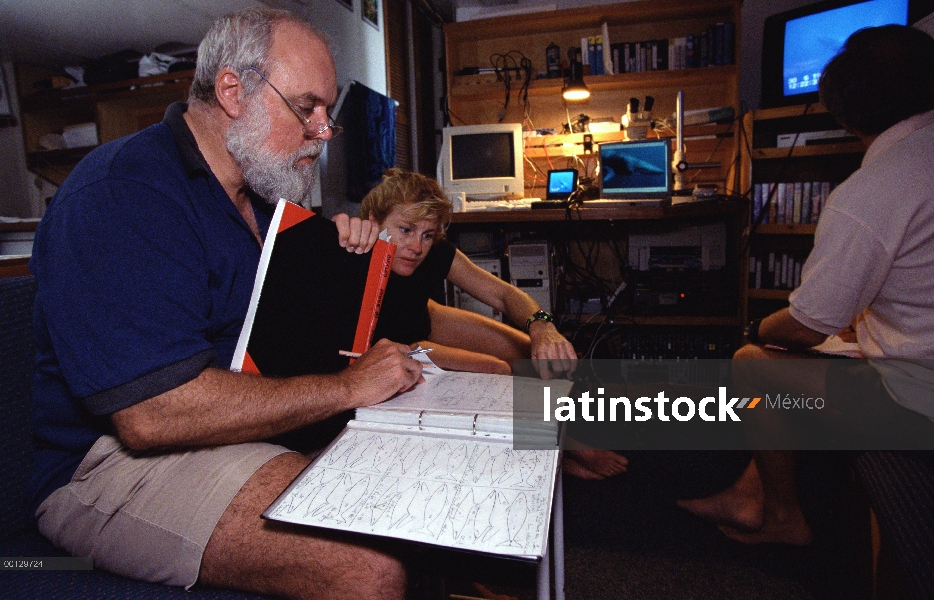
[[489, 51, 532, 123]]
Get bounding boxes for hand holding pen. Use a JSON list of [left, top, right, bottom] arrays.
[[339, 347, 433, 359]]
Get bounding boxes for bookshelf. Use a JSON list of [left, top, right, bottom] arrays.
[[442, 0, 743, 199], [15, 66, 194, 186], [741, 104, 866, 319]]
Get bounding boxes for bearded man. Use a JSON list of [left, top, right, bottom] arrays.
[[27, 8, 422, 599]]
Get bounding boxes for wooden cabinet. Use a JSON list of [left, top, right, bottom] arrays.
[[740, 104, 865, 319], [443, 0, 742, 198], [15, 65, 194, 186]]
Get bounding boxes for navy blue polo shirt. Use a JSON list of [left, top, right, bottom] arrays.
[[28, 102, 273, 515]]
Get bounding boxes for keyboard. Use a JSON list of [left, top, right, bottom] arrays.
[[460, 198, 540, 212]]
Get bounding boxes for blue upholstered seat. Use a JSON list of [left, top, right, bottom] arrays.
[[0, 275, 267, 599]]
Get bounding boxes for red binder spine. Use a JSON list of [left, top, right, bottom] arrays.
[[350, 239, 395, 355]]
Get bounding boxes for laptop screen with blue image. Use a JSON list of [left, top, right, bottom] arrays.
[[598, 139, 671, 199]]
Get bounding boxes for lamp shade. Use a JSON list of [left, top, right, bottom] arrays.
[[562, 81, 591, 101], [562, 60, 590, 101]]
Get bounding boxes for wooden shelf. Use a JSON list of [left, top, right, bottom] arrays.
[[607, 314, 742, 327], [753, 223, 817, 235], [451, 65, 737, 99], [444, 0, 736, 40], [19, 69, 194, 111], [751, 104, 830, 120], [450, 198, 743, 224], [0, 220, 39, 234], [17, 67, 194, 185], [751, 142, 865, 160], [0, 256, 31, 278], [747, 289, 792, 300], [26, 148, 95, 186]]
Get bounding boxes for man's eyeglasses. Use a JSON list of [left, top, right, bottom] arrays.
[[242, 67, 343, 139]]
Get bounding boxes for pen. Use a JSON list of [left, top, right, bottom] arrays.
[[339, 348, 433, 359]]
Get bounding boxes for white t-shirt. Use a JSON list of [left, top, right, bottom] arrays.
[[789, 110, 934, 418]]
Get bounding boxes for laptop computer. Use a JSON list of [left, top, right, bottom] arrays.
[[595, 139, 672, 207]]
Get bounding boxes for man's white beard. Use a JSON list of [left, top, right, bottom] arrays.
[[226, 99, 323, 206]]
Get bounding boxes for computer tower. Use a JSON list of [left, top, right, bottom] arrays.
[[453, 256, 503, 320], [507, 242, 552, 312]]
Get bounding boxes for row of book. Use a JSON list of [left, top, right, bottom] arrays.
[[749, 251, 808, 291], [579, 22, 735, 75], [751, 181, 839, 226]]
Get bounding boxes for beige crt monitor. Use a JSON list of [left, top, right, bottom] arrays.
[[437, 123, 525, 200]]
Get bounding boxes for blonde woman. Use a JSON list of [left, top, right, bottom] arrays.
[[359, 168, 576, 378]]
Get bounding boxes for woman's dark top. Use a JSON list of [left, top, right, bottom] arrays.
[[373, 240, 457, 345]]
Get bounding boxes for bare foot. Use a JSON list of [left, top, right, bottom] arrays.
[[472, 582, 519, 600], [719, 513, 813, 546], [562, 455, 604, 480], [563, 450, 628, 480], [676, 460, 765, 532]]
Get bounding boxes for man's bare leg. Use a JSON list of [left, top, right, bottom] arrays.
[[199, 452, 407, 600], [676, 344, 826, 545], [720, 451, 812, 546], [676, 458, 765, 532]]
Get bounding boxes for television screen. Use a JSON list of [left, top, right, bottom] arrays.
[[760, 0, 933, 108], [783, 0, 908, 99], [547, 169, 578, 198], [450, 132, 515, 180]]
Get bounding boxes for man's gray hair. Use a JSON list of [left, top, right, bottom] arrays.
[[189, 8, 326, 105]]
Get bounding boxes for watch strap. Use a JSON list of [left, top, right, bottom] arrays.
[[526, 309, 554, 332]]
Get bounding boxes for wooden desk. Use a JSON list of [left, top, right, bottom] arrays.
[[447, 198, 749, 357], [450, 199, 742, 224]]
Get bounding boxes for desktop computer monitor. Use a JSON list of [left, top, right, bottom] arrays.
[[437, 123, 525, 200]]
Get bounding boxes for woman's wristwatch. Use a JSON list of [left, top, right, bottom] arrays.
[[526, 309, 554, 332]]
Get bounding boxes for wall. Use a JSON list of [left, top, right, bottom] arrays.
[[0, 59, 44, 218], [738, 0, 821, 112], [0, 0, 388, 218], [291, 0, 387, 97]]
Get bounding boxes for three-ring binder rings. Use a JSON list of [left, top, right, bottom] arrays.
[[263, 370, 572, 559]]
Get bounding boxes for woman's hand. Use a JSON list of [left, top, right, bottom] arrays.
[[331, 214, 380, 253], [528, 321, 577, 379]]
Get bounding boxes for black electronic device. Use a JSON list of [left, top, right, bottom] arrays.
[[546, 169, 578, 200], [760, 0, 933, 109]]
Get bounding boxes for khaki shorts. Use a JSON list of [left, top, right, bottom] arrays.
[[36, 435, 290, 588]]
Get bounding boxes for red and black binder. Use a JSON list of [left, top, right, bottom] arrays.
[[232, 200, 395, 377]]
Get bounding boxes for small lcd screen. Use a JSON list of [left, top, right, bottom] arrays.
[[783, 0, 908, 98], [547, 169, 578, 199], [599, 140, 670, 196], [450, 133, 515, 180]]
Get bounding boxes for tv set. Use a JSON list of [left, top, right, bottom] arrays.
[[761, 0, 934, 109], [437, 123, 525, 200], [546, 169, 578, 200]]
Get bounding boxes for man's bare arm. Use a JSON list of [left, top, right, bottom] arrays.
[[758, 308, 829, 350], [111, 339, 422, 450]]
